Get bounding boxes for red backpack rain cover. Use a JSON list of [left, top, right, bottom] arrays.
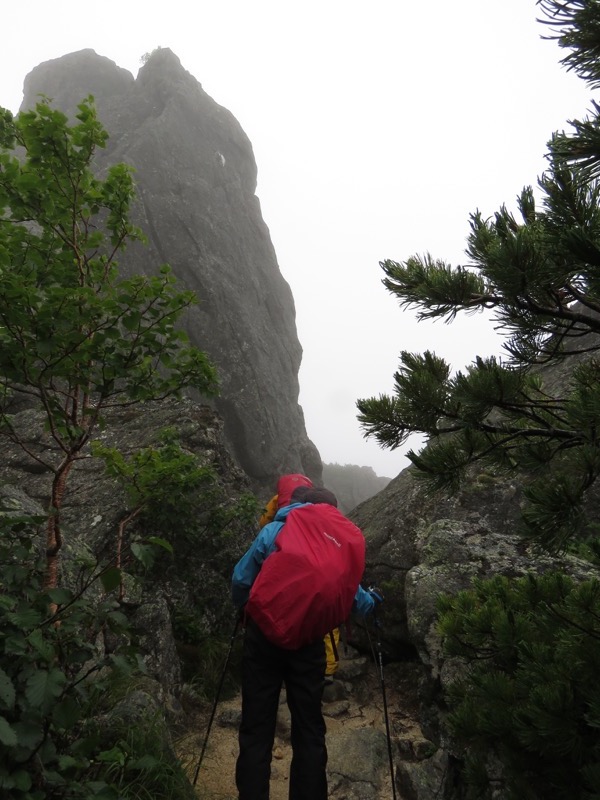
[[246, 503, 366, 650]]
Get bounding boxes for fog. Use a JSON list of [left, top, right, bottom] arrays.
[[0, 1, 592, 477]]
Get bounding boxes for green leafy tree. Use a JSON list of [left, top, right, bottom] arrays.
[[91, 433, 205, 595], [0, 97, 218, 591], [0, 510, 143, 799], [92, 429, 259, 691], [357, 1, 600, 555], [0, 504, 200, 799]]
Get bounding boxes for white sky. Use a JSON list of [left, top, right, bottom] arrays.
[[0, 1, 593, 478]]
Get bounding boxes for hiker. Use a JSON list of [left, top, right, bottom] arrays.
[[257, 475, 341, 681], [257, 473, 313, 528], [232, 481, 383, 800]]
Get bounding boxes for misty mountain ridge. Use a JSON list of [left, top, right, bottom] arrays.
[[322, 462, 391, 514]]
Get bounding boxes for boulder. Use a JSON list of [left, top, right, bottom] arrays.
[[351, 462, 596, 799]]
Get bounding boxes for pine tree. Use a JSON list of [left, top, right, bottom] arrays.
[[437, 573, 600, 800], [357, 0, 600, 554], [358, 4, 600, 797]]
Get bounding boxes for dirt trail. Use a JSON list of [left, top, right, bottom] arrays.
[[180, 649, 424, 800]]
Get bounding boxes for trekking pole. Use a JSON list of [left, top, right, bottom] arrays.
[[192, 617, 240, 787], [366, 610, 397, 800]]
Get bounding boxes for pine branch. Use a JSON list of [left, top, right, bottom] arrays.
[[537, 0, 600, 88]]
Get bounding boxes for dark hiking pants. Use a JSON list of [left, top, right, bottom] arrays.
[[236, 619, 327, 800]]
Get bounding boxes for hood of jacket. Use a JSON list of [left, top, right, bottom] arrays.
[[276, 474, 313, 507]]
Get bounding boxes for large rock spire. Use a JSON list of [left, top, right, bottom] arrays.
[[21, 48, 322, 487]]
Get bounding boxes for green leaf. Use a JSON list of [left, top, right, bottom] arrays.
[[12, 718, 44, 753], [131, 542, 155, 569], [46, 587, 73, 606], [121, 311, 141, 331], [24, 668, 66, 711], [104, 611, 130, 632], [97, 745, 126, 766], [6, 608, 42, 629], [99, 566, 122, 593], [130, 753, 159, 769], [0, 669, 15, 710], [86, 783, 120, 799], [2, 633, 28, 656], [26, 629, 55, 663], [147, 536, 174, 553], [0, 595, 17, 612], [0, 716, 17, 747], [52, 695, 80, 729], [11, 769, 32, 791], [57, 754, 81, 772]]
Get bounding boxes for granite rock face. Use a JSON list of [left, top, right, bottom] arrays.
[[350, 459, 596, 799], [20, 48, 321, 490], [0, 398, 256, 687]]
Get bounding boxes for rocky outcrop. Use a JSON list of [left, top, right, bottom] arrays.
[[351, 461, 596, 799], [0, 397, 255, 679], [0, 395, 415, 798], [19, 48, 321, 491]]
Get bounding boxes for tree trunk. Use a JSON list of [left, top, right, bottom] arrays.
[[44, 459, 74, 592]]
